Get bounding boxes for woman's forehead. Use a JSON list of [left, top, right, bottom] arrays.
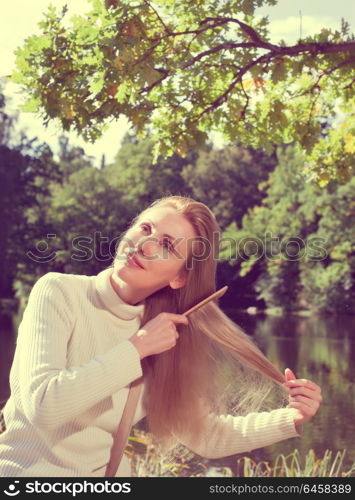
[[139, 207, 196, 240]]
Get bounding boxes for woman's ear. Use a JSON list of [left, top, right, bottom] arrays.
[[169, 270, 187, 290]]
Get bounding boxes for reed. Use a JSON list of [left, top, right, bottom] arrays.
[[127, 429, 355, 478], [233, 449, 355, 478]]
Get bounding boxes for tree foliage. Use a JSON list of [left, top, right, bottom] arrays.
[[220, 145, 355, 313], [107, 132, 194, 205], [0, 89, 62, 298], [11, 0, 355, 185], [181, 144, 276, 229]]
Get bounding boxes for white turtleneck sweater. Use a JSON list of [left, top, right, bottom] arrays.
[[0, 268, 301, 477]]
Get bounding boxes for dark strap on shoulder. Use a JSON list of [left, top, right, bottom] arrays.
[[105, 377, 143, 477]]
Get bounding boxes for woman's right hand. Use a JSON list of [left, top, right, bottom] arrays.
[[129, 312, 189, 360]]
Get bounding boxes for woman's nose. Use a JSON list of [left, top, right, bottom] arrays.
[[136, 236, 161, 259]]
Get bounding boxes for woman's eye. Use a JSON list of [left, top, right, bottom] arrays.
[[140, 224, 173, 252], [162, 239, 173, 252]]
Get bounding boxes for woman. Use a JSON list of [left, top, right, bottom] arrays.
[[0, 195, 322, 477]]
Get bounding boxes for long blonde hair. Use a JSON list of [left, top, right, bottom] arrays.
[[107, 195, 289, 453]]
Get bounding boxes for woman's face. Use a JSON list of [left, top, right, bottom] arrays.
[[113, 206, 197, 297]]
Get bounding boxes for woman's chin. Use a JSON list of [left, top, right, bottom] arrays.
[[113, 262, 136, 278], [112, 262, 124, 275]]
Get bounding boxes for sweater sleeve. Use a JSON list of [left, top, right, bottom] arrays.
[[16, 272, 142, 431], [173, 407, 301, 459]]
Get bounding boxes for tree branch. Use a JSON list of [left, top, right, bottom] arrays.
[[139, 68, 170, 94], [195, 47, 355, 118], [284, 40, 355, 56], [239, 81, 250, 120], [305, 57, 355, 94], [199, 16, 279, 50], [138, 16, 355, 102], [147, 20, 231, 42], [142, 0, 172, 35], [132, 41, 161, 67], [146, 13, 355, 57], [182, 42, 256, 69], [343, 77, 355, 90], [197, 52, 271, 118]]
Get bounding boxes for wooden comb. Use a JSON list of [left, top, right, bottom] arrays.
[[182, 285, 228, 316]]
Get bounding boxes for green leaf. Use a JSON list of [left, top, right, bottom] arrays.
[[271, 60, 287, 83], [241, 0, 255, 16], [116, 80, 129, 103], [21, 97, 41, 112], [139, 64, 162, 86], [89, 72, 105, 94]]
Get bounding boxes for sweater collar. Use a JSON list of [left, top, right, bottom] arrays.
[[95, 267, 145, 320]]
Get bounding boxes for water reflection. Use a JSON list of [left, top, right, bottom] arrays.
[[209, 310, 355, 474], [0, 314, 17, 408]]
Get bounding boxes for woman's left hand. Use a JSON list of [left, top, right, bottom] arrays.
[[283, 368, 323, 431]]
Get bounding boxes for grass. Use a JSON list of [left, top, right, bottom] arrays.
[[126, 429, 355, 478], [231, 449, 355, 477]]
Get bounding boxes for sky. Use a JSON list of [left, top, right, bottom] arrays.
[[1, 0, 354, 166]]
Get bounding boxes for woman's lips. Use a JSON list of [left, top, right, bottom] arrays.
[[126, 255, 144, 269]]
